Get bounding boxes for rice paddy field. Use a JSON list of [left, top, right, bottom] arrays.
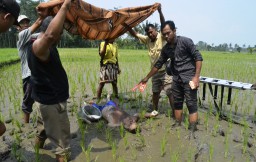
[[0, 48, 256, 162]]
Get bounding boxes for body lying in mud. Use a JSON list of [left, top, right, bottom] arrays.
[[79, 100, 158, 133]]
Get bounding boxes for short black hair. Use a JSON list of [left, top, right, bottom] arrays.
[[40, 16, 53, 32], [145, 24, 156, 33], [161, 20, 176, 31]]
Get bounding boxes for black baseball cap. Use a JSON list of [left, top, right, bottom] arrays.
[[0, 0, 20, 26]]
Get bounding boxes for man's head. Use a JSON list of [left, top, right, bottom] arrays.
[[161, 20, 176, 44], [0, 0, 20, 33], [17, 15, 30, 31], [145, 24, 158, 42]]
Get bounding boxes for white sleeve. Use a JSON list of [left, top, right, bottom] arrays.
[[17, 28, 32, 50]]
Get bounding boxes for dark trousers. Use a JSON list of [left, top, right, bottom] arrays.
[[172, 79, 198, 114], [22, 77, 35, 114]]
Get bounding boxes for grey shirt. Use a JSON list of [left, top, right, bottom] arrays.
[[17, 28, 39, 79], [154, 36, 203, 83]]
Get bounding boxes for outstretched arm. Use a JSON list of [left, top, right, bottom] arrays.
[[32, 0, 71, 61], [123, 23, 138, 38], [30, 13, 48, 34], [140, 67, 159, 84], [158, 4, 165, 26]]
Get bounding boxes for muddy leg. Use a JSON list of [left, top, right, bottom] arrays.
[[97, 82, 105, 99], [112, 82, 118, 98], [152, 92, 160, 111]]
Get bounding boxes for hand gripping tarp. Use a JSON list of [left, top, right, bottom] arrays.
[[37, 0, 160, 40]]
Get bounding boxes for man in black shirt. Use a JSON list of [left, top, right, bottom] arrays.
[[27, 0, 72, 161], [140, 20, 203, 138]]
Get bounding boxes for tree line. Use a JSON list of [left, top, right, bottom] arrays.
[[0, 0, 255, 54]]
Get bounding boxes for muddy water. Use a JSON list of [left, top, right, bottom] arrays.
[[1, 63, 256, 162], [1, 92, 256, 162]]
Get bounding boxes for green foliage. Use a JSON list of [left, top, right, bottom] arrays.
[[0, 48, 19, 64]]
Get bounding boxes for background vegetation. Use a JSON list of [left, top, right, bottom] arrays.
[[1, 0, 256, 54]]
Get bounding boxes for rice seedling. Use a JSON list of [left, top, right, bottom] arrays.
[[15, 120, 22, 133], [130, 146, 137, 160], [160, 134, 167, 157], [209, 142, 214, 162], [176, 127, 180, 140], [84, 144, 92, 162], [151, 122, 156, 134], [96, 120, 105, 132], [111, 140, 118, 160], [105, 127, 113, 144], [166, 109, 171, 118], [184, 113, 189, 130], [241, 119, 249, 154], [212, 112, 220, 137], [34, 143, 41, 162], [119, 123, 125, 138], [224, 133, 229, 158], [187, 148, 193, 162], [171, 151, 179, 162], [118, 156, 125, 162], [123, 134, 128, 149], [204, 112, 209, 131]]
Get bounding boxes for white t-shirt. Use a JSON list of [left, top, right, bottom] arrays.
[[17, 28, 39, 79]]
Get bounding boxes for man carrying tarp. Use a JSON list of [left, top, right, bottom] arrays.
[[124, 4, 174, 115]]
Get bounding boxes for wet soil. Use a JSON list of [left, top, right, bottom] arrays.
[[0, 93, 256, 162]]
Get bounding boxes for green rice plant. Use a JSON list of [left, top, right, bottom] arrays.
[[119, 123, 125, 138], [118, 156, 125, 162], [96, 120, 105, 132], [242, 119, 249, 154], [34, 143, 41, 162], [187, 148, 193, 162], [111, 140, 117, 160], [84, 144, 92, 162], [94, 155, 99, 162], [139, 110, 146, 122], [204, 112, 209, 131], [90, 80, 97, 97], [184, 114, 189, 130], [11, 142, 18, 160], [0, 113, 5, 124], [160, 135, 167, 157], [229, 156, 235, 162], [123, 134, 128, 149], [227, 112, 233, 134], [171, 151, 179, 162], [15, 120, 22, 133], [137, 134, 145, 147], [135, 125, 141, 137], [176, 127, 180, 140], [212, 112, 220, 137], [166, 109, 171, 118], [14, 132, 22, 146], [105, 127, 112, 144], [131, 146, 137, 160], [224, 133, 229, 158], [146, 118, 153, 128], [209, 142, 214, 162]]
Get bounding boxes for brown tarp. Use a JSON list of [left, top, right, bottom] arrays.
[[37, 0, 160, 40]]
